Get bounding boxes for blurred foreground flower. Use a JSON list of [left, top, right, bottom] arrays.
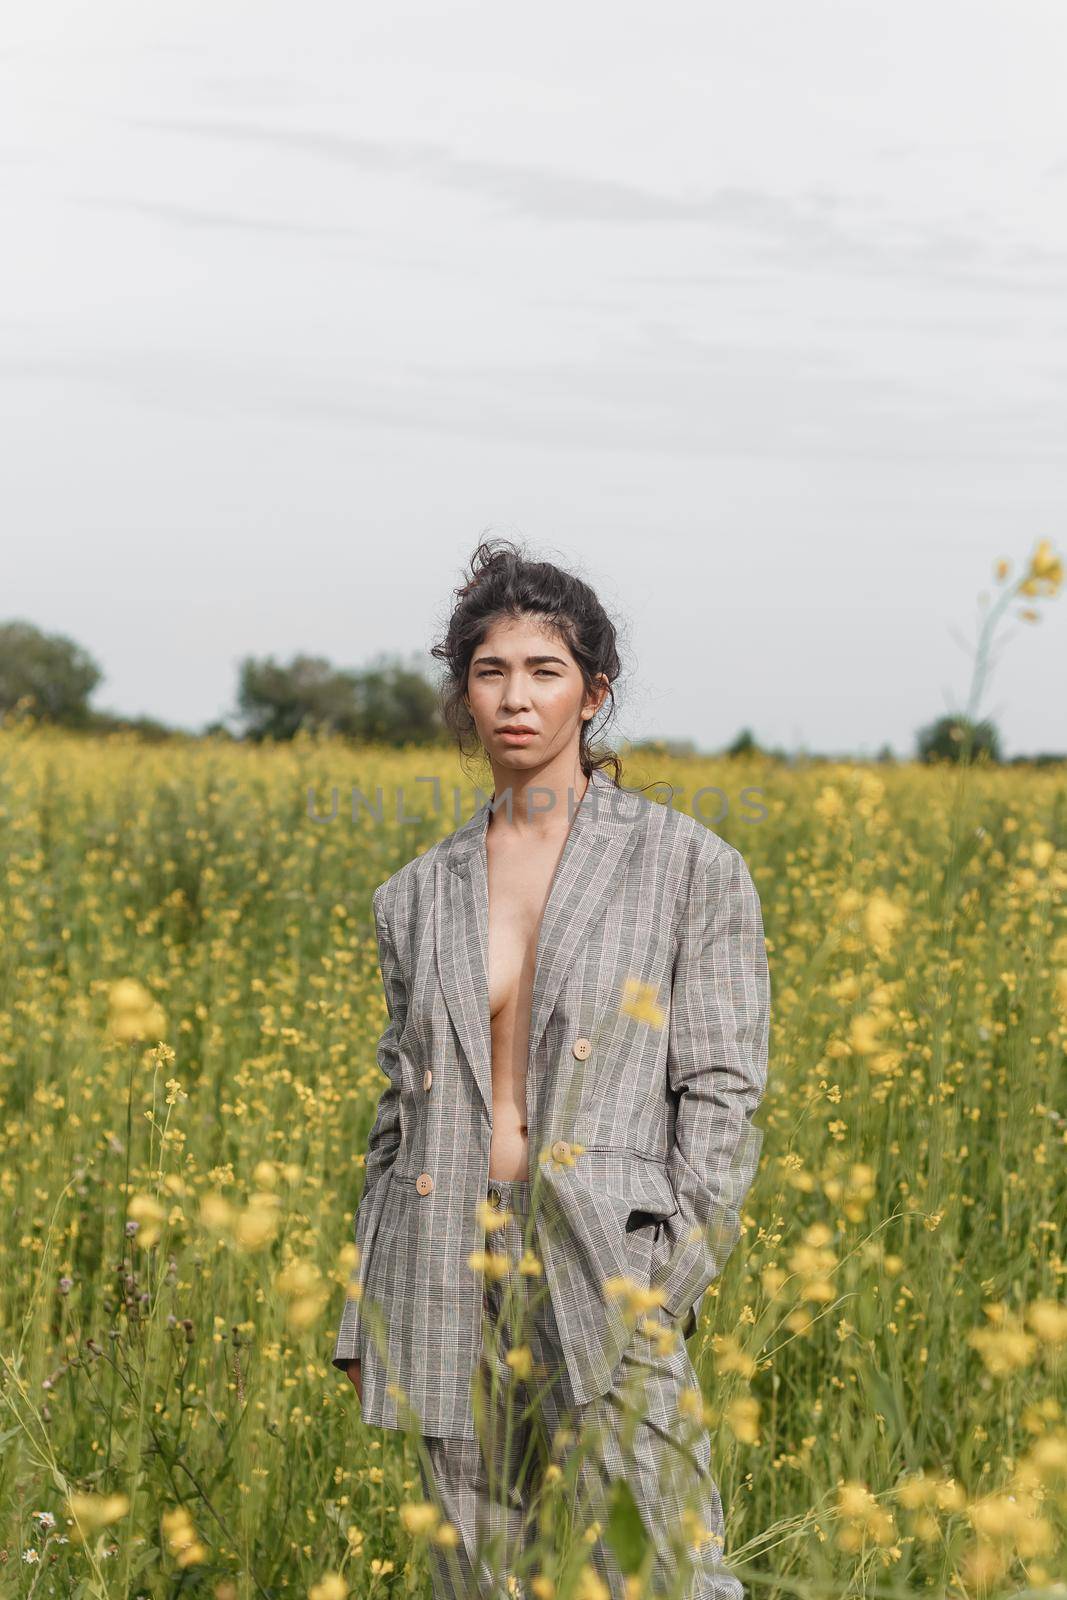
[[468, 1249, 511, 1280], [399, 1500, 440, 1536], [835, 1480, 896, 1551], [603, 1274, 667, 1322], [276, 1256, 330, 1330], [619, 976, 665, 1027], [863, 890, 906, 955], [309, 1573, 347, 1600], [127, 1192, 167, 1248], [199, 1189, 282, 1250], [161, 1504, 207, 1568], [67, 1492, 129, 1541], [107, 978, 166, 1044]]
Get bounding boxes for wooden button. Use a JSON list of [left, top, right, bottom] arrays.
[[550, 1139, 571, 1162], [572, 1037, 592, 1060], [415, 1172, 434, 1195], [423, 1069, 433, 1091]]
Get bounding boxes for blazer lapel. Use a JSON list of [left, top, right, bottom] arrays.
[[435, 768, 643, 1126]]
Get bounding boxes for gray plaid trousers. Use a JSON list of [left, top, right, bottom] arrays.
[[416, 1177, 746, 1600]]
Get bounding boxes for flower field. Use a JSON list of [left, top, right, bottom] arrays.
[[1, 726, 1064, 1597]]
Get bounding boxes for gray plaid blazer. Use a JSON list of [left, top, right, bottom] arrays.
[[332, 766, 771, 1439]]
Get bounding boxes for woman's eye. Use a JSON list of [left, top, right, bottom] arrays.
[[476, 669, 558, 678]]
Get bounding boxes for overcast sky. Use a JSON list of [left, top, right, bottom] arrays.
[[2, 1, 1065, 758]]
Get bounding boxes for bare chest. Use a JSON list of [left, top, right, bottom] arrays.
[[484, 830, 566, 1028]]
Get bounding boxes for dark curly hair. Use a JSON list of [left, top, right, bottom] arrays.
[[430, 537, 625, 786]]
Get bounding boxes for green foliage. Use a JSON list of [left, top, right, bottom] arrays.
[[603, 1476, 650, 1576], [916, 713, 1002, 765], [0, 619, 102, 726], [234, 650, 442, 745]]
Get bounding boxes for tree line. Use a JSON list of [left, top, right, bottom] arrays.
[[0, 618, 1061, 765]]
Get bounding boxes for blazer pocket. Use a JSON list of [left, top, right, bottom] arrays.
[[570, 1150, 679, 1293], [574, 1147, 681, 1223]]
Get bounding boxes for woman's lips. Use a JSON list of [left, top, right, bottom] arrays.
[[499, 729, 536, 741]]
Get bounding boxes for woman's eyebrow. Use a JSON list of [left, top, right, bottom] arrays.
[[472, 653, 569, 667]]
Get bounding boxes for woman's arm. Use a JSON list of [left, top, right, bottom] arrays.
[[358, 887, 408, 1208], [650, 838, 771, 1331], [333, 884, 409, 1369]]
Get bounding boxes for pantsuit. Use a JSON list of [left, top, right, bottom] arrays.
[[332, 768, 770, 1596], [416, 1175, 744, 1600]]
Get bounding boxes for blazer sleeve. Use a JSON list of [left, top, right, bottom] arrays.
[[333, 885, 409, 1367], [650, 838, 771, 1332], [357, 886, 408, 1209]]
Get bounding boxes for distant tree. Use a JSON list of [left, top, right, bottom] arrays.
[[234, 651, 443, 745], [85, 709, 186, 742], [355, 655, 444, 745], [916, 714, 1001, 765], [0, 619, 103, 726], [1006, 749, 1066, 767], [235, 654, 362, 741], [725, 727, 759, 757]]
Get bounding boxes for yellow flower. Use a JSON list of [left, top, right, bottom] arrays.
[[399, 1501, 440, 1536], [603, 1275, 667, 1319], [813, 786, 846, 822], [1027, 1299, 1067, 1344], [67, 1492, 130, 1540], [619, 976, 665, 1027], [849, 1011, 890, 1055], [309, 1575, 348, 1600], [968, 1317, 1037, 1375], [712, 1334, 758, 1380], [518, 1249, 543, 1276], [468, 1250, 511, 1280], [107, 977, 166, 1043], [574, 1563, 610, 1600], [639, 1314, 679, 1355], [1021, 538, 1063, 596], [863, 890, 906, 954], [161, 1504, 207, 1567], [277, 1258, 320, 1297], [680, 1506, 721, 1551], [200, 1193, 235, 1231], [1025, 1434, 1067, 1481], [127, 1192, 166, 1248], [235, 1192, 282, 1250], [835, 1481, 896, 1549], [539, 1141, 585, 1168], [505, 1344, 534, 1380], [477, 1198, 511, 1231], [725, 1395, 761, 1444], [678, 1385, 705, 1422]]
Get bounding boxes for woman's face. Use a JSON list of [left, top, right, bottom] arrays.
[[464, 614, 606, 776]]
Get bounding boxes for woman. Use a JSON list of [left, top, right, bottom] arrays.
[[333, 539, 771, 1599]]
